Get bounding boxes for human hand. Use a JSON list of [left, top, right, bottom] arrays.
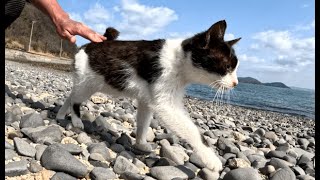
[[54, 16, 106, 44]]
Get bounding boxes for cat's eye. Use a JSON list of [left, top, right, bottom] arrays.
[[226, 65, 231, 70]]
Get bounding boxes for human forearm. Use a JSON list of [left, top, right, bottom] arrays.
[[28, 0, 69, 25]]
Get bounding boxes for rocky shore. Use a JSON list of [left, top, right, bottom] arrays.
[[5, 60, 315, 180]]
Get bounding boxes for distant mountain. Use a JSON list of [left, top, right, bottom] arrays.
[[238, 77, 290, 89], [263, 82, 290, 88], [238, 77, 261, 84]]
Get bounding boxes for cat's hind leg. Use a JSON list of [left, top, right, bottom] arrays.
[[68, 84, 98, 129], [133, 100, 153, 153], [56, 95, 71, 119]]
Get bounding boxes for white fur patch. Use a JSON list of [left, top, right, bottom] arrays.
[[74, 49, 89, 75]]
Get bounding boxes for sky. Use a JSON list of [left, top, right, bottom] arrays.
[[58, 0, 315, 89]]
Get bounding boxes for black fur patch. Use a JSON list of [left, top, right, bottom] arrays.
[[73, 103, 81, 118], [84, 39, 165, 90]]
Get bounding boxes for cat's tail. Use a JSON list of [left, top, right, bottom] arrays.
[[103, 27, 120, 40]]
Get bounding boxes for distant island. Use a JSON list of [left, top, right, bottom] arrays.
[[238, 77, 290, 88]]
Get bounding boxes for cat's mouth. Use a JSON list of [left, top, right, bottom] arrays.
[[209, 80, 235, 90]]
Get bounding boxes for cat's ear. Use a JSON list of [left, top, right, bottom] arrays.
[[206, 20, 227, 42], [227, 38, 241, 46]]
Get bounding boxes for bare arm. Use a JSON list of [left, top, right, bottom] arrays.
[[29, 0, 106, 43]]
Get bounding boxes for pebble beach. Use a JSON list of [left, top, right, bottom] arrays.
[[5, 59, 315, 180]]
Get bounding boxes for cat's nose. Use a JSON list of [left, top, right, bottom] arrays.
[[232, 80, 238, 87]]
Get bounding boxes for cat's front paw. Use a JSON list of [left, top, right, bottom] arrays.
[[197, 146, 223, 172], [72, 118, 84, 129]]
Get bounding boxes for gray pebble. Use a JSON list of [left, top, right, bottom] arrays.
[[113, 156, 140, 174], [150, 165, 195, 180], [77, 132, 93, 145], [270, 167, 296, 180], [51, 172, 77, 180], [21, 125, 63, 144], [198, 168, 219, 180], [88, 142, 111, 161], [20, 112, 44, 128], [297, 138, 310, 150], [298, 154, 311, 166], [5, 141, 15, 150], [296, 175, 315, 180], [266, 150, 286, 159], [14, 137, 36, 157], [160, 144, 188, 165], [222, 167, 262, 180], [28, 160, 43, 173], [5, 149, 18, 160], [292, 166, 306, 176], [5, 111, 20, 125], [119, 150, 136, 160], [153, 157, 177, 167], [268, 158, 294, 169], [110, 143, 125, 153], [89, 160, 109, 168], [90, 167, 117, 180], [56, 143, 82, 155], [5, 159, 29, 177], [41, 144, 88, 178], [35, 144, 48, 161], [120, 171, 145, 180]]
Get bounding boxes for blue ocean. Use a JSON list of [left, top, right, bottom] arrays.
[[186, 83, 315, 119]]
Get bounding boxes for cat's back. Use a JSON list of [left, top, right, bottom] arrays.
[[83, 39, 165, 61]]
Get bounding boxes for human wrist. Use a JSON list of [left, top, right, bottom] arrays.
[[52, 11, 70, 26]]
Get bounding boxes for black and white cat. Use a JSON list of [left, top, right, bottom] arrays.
[[57, 20, 240, 172]]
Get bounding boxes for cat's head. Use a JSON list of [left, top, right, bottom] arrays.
[[182, 20, 240, 89]]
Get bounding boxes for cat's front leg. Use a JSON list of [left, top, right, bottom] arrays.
[[152, 102, 223, 172], [194, 144, 223, 172]]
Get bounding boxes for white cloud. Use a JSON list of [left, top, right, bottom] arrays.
[[116, 0, 178, 38], [83, 3, 111, 25], [70, 0, 178, 39], [251, 29, 314, 69], [224, 33, 235, 41], [294, 20, 315, 31], [68, 12, 83, 22], [238, 54, 264, 63]]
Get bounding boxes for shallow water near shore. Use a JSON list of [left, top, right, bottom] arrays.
[[186, 83, 315, 119]]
